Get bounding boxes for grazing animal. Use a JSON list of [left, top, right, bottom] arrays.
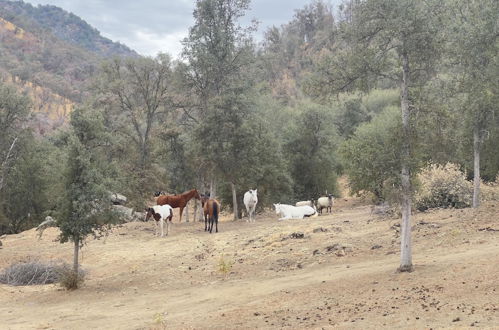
[[36, 216, 57, 240], [156, 189, 201, 223], [273, 203, 317, 220], [295, 200, 316, 209], [154, 191, 166, 197], [317, 194, 334, 214], [144, 204, 173, 237], [243, 189, 258, 222], [201, 194, 220, 233]]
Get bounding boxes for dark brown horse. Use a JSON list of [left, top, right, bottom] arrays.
[[201, 194, 220, 233], [156, 189, 200, 223]]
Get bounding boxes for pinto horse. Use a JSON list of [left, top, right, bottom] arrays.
[[144, 204, 173, 237], [201, 194, 220, 233], [156, 189, 201, 223]]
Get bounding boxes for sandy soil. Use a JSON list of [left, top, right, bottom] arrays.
[[0, 197, 498, 329]]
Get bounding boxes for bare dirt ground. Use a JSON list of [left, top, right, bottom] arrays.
[[1, 196, 498, 329]]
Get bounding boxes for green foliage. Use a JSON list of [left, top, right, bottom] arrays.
[[93, 55, 173, 204], [58, 107, 118, 244], [285, 101, 339, 200], [156, 129, 195, 194], [0, 83, 31, 139], [443, 0, 499, 185], [0, 134, 49, 234], [340, 106, 402, 201]]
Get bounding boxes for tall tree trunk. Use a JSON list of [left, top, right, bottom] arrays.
[[0, 136, 18, 192], [472, 126, 481, 208], [399, 53, 413, 272], [139, 142, 149, 171], [73, 236, 79, 274], [185, 203, 190, 222], [210, 179, 217, 197], [231, 182, 238, 221], [193, 199, 199, 222]]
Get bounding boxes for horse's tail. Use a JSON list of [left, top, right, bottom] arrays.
[[304, 210, 318, 218], [212, 201, 219, 221]]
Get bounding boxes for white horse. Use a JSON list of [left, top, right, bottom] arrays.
[[243, 189, 258, 222], [273, 203, 317, 220]]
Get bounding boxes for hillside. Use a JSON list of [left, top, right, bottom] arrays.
[[0, 0, 137, 58], [0, 199, 497, 329], [0, 0, 138, 133]]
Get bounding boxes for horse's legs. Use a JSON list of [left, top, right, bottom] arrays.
[[204, 214, 208, 231], [179, 207, 184, 223], [245, 205, 250, 222], [160, 219, 164, 237], [215, 216, 218, 233], [209, 216, 215, 233]]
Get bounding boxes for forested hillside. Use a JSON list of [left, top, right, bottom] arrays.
[[0, 0, 137, 58], [0, 0, 497, 274], [0, 0, 137, 133]]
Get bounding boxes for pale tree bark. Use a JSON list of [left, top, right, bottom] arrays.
[[399, 52, 413, 272], [210, 179, 217, 198], [0, 136, 19, 192], [73, 236, 80, 274], [472, 126, 481, 208], [185, 203, 190, 222], [193, 200, 199, 222], [231, 182, 238, 221]]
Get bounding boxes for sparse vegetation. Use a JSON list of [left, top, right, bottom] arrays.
[[0, 258, 83, 288], [56, 263, 85, 291], [217, 254, 233, 277], [152, 312, 168, 330], [0, 258, 60, 286], [415, 163, 473, 211]]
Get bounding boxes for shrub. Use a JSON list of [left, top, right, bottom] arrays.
[[340, 106, 403, 202], [217, 254, 233, 277], [415, 163, 472, 210], [0, 259, 60, 286], [0, 259, 85, 289], [56, 263, 85, 290]]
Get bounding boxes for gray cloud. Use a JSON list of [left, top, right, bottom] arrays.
[[25, 0, 340, 58]]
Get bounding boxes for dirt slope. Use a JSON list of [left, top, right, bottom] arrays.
[[0, 200, 498, 329]]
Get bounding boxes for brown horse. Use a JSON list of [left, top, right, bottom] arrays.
[[201, 194, 220, 233], [156, 189, 200, 223]]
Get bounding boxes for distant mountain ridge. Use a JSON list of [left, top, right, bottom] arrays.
[[0, 0, 138, 58], [0, 0, 139, 134]]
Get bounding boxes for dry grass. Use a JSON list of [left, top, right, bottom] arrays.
[[0, 258, 60, 286]]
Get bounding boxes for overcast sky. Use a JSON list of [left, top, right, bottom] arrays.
[[24, 0, 340, 58]]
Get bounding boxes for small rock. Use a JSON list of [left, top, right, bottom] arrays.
[[289, 232, 304, 239], [452, 317, 461, 322], [371, 244, 383, 250], [336, 249, 346, 257]]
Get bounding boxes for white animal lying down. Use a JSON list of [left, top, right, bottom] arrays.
[[295, 200, 315, 209], [274, 203, 318, 220]]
